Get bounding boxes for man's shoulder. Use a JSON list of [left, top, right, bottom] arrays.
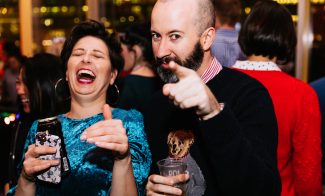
[[211, 67, 266, 90], [207, 67, 273, 108]]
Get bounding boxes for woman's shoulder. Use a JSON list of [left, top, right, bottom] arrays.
[[113, 108, 146, 138], [29, 119, 39, 131]]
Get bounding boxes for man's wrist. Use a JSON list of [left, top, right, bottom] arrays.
[[199, 103, 225, 121]]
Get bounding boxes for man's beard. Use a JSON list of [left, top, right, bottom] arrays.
[[153, 41, 204, 83]]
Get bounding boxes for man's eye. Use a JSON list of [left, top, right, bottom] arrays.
[[170, 34, 180, 40]]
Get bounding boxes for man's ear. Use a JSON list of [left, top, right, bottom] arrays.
[[200, 27, 215, 51]]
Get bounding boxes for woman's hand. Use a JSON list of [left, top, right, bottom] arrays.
[[146, 174, 189, 196], [80, 104, 130, 160], [22, 144, 60, 182]]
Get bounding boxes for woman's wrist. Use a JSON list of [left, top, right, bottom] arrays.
[[113, 145, 131, 161], [16, 171, 37, 196], [21, 168, 36, 183], [113, 152, 132, 167]]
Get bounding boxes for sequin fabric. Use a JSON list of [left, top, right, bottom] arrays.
[[8, 109, 151, 196]]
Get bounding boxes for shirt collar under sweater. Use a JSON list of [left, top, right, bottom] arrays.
[[201, 57, 223, 83], [233, 60, 281, 71]]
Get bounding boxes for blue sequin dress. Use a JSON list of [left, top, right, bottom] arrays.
[[8, 109, 151, 196]]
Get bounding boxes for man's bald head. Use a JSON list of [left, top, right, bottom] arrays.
[[195, 0, 215, 33], [153, 0, 215, 35]]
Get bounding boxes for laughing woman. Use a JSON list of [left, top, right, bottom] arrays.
[[9, 20, 151, 196]]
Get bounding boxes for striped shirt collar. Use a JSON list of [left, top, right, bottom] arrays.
[[233, 60, 281, 71], [201, 58, 223, 83]]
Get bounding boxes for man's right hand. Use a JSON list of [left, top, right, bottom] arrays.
[[162, 61, 222, 120], [146, 174, 189, 196]]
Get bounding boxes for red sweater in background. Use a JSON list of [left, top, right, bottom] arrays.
[[234, 61, 322, 196]]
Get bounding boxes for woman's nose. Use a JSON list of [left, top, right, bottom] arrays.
[[16, 83, 24, 95], [82, 53, 91, 63]]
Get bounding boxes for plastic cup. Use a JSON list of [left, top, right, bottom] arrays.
[[157, 158, 187, 194]]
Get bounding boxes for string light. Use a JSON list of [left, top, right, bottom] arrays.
[[274, 0, 325, 4], [4, 117, 10, 125]]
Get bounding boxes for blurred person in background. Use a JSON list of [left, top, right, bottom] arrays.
[[7, 20, 151, 196], [118, 32, 136, 78], [0, 40, 6, 79], [3, 53, 67, 195], [211, 0, 245, 67], [0, 41, 21, 90], [0, 52, 24, 195], [0, 42, 22, 196], [310, 76, 325, 186], [233, 1, 322, 195], [0, 42, 21, 70], [117, 23, 163, 112], [1, 52, 24, 111]]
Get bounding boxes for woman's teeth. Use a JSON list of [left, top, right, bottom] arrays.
[[77, 69, 96, 83], [21, 98, 29, 103]]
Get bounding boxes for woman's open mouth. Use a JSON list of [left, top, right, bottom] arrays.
[[77, 69, 96, 84], [21, 98, 29, 103]]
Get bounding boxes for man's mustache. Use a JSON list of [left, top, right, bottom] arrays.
[[155, 56, 182, 66]]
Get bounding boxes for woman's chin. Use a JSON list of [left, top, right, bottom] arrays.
[[23, 105, 31, 113]]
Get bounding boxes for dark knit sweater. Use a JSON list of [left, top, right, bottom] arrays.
[[143, 67, 281, 196]]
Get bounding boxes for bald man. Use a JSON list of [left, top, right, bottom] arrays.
[[143, 0, 281, 195]]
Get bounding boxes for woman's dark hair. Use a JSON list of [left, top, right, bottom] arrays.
[[238, 1, 296, 63], [60, 20, 124, 77], [22, 53, 68, 119], [119, 23, 154, 63]]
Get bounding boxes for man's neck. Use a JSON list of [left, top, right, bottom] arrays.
[[197, 53, 214, 77]]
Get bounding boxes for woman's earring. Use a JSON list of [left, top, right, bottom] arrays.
[[54, 78, 71, 101], [107, 83, 120, 106], [113, 84, 120, 97], [55, 78, 64, 91]]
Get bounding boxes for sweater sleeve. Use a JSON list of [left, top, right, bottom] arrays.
[[198, 84, 281, 196], [124, 110, 152, 196], [292, 86, 322, 195]]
